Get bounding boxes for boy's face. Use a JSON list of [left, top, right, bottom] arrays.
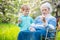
[[22, 8, 30, 16]]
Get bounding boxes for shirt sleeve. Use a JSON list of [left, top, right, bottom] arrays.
[[30, 16, 45, 29], [47, 17, 56, 29]]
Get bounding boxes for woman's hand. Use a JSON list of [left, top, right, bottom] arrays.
[[41, 15, 48, 27], [42, 16, 46, 23], [29, 27, 36, 32]]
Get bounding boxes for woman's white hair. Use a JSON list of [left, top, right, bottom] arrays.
[[40, 2, 53, 14]]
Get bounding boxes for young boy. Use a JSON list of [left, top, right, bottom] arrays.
[[18, 5, 33, 31]]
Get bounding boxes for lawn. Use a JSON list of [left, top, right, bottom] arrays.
[[0, 23, 20, 40], [56, 30, 60, 40]]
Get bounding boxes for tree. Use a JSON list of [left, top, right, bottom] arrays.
[[0, 0, 21, 23]]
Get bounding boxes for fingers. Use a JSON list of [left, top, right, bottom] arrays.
[[42, 15, 46, 22], [30, 27, 36, 32]]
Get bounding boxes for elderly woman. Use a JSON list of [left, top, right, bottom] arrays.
[[30, 2, 56, 38]]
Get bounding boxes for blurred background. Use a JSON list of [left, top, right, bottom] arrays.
[[0, 0, 60, 40]]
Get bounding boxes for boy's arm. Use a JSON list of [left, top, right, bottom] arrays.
[[18, 17, 22, 26]]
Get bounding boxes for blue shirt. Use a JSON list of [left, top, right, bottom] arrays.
[[31, 15, 56, 30], [18, 15, 33, 31]]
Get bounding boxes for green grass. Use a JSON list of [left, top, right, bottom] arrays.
[[56, 31, 60, 40], [0, 23, 20, 40]]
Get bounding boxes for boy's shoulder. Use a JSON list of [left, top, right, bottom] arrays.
[[28, 16, 33, 19], [19, 15, 24, 18], [28, 16, 32, 18], [18, 15, 24, 20]]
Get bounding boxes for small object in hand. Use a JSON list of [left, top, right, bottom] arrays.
[[42, 16, 46, 22], [30, 27, 36, 32]]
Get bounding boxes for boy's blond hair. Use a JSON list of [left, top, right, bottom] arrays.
[[21, 5, 30, 11]]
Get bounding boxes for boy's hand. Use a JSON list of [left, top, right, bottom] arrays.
[[18, 20, 22, 24]]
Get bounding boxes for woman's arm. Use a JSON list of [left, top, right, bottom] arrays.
[[47, 17, 56, 29]]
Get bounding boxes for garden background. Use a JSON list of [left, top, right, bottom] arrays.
[[0, 0, 60, 40]]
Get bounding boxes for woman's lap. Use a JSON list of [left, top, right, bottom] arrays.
[[18, 29, 55, 40]]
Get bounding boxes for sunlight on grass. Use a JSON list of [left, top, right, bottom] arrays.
[[56, 31, 60, 40], [0, 23, 20, 40]]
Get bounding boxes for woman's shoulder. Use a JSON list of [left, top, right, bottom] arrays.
[[50, 16, 56, 19], [49, 16, 56, 20]]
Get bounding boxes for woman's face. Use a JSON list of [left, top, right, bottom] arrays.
[[41, 7, 50, 16]]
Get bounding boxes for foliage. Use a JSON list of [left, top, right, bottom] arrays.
[[0, 0, 20, 23], [56, 31, 60, 40]]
